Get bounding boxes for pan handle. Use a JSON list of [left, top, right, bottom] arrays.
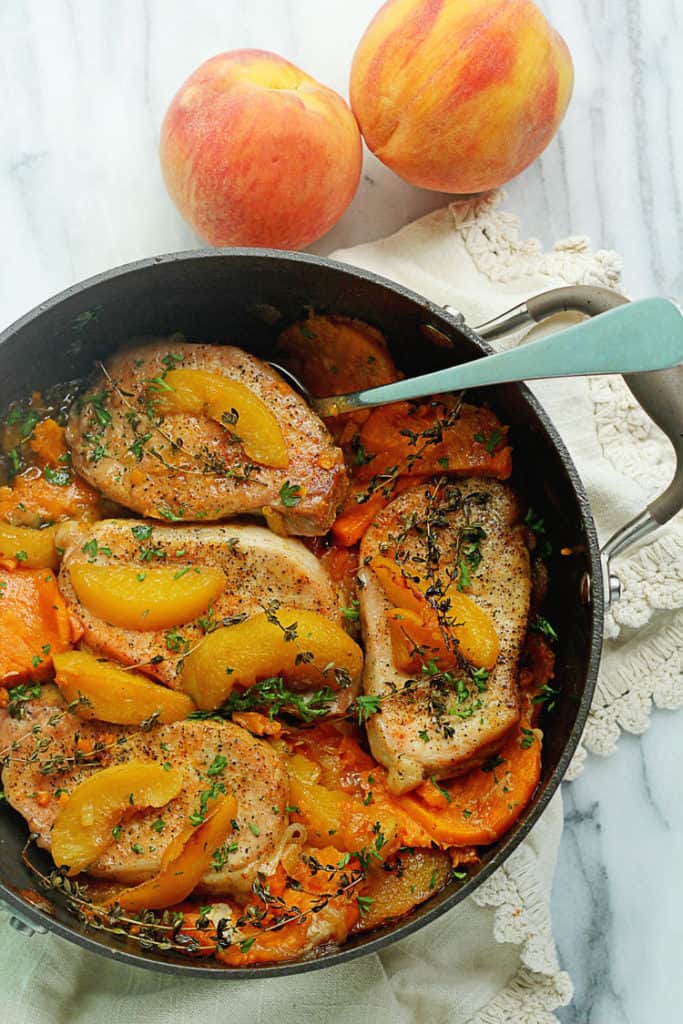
[[472, 285, 683, 608]]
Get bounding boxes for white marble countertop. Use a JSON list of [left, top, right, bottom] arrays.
[[1, 1, 682, 1019]]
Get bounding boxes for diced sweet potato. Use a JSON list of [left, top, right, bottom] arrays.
[[29, 419, 68, 465], [397, 719, 542, 845], [276, 315, 400, 399], [356, 401, 512, 483], [0, 472, 101, 528], [0, 568, 79, 683]]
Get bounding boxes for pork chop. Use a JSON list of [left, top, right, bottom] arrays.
[[0, 700, 289, 894], [66, 339, 347, 535], [359, 479, 531, 794], [56, 519, 342, 689]]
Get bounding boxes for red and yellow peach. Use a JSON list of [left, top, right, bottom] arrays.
[[350, 0, 574, 193], [160, 50, 362, 249]]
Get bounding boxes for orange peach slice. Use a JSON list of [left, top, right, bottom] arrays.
[[372, 557, 499, 670], [51, 763, 184, 875], [0, 522, 58, 569], [68, 562, 225, 631], [53, 650, 195, 724], [152, 368, 288, 469], [180, 607, 363, 710], [115, 792, 238, 911]]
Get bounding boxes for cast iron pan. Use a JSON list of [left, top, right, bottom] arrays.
[[0, 250, 603, 976]]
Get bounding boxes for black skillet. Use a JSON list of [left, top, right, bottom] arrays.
[[0, 250, 681, 976]]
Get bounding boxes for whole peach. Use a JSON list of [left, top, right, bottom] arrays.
[[350, 0, 574, 193], [160, 50, 362, 249]]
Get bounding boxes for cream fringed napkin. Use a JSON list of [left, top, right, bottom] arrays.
[[3, 194, 682, 1023]]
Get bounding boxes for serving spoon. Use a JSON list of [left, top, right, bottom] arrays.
[[270, 296, 683, 418]]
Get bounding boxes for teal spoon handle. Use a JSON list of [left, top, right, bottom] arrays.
[[313, 297, 683, 417]]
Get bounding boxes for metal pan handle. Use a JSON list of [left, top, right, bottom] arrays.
[[473, 285, 683, 608]]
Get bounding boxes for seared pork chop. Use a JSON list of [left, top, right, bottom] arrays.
[[359, 479, 531, 794], [57, 519, 342, 688], [66, 339, 347, 535], [0, 701, 288, 894]]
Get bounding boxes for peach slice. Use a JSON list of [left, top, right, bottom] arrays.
[[180, 607, 363, 710], [152, 368, 288, 468], [51, 762, 184, 875], [372, 557, 499, 670], [115, 791, 237, 911], [287, 752, 398, 853], [68, 562, 225, 631], [53, 650, 195, 724], [0, 522, 58, 569]]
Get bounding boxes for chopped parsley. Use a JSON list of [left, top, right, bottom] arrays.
[[279, 481, 302, 507], [353, 693, 382, 724], [341, 599, 360, 621], [43, 467, 71, 486], [430, 776, 452, 803], [473, 427, 503, 455], [131, 523, 153, 541], [206, 754, 228, 777], [356, 895, 374, 917], [530, 615, 558, 642]]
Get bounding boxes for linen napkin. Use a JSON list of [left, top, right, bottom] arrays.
[[3, 193, 682, 1023]]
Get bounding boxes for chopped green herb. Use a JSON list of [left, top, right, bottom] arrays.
[[520, 727, 535, 750], [157, 504, 184, 522], [430, 776, 452, 803], [165, 628, 189, 654], [43, 467, 71, 486], [207, 754, 228, 777], [341, 599, 361, 621], [530, 616, 558, 642], [473, 427, 503, 455], [189, 676, 335, 724], [471, 667, 489, 692], [531, 683, 561, 712], [131, 524, 153, 541], [356, 895, 374, 917], [354, 693, 382, 724], [82, 538, 98, 559], [279, 481, 302, 508]]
